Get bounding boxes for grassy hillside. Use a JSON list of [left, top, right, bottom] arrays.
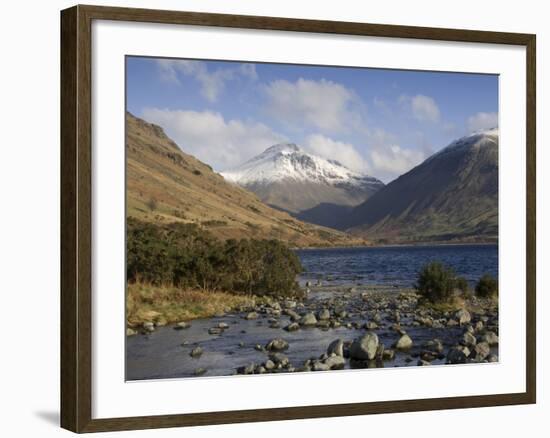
[[126, 112, 366, 247]]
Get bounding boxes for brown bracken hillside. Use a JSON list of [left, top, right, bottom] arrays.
[[126, 112, 366, 247]]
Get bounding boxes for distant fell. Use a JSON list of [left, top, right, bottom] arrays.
[[221, 142, 383, 228], [345, 130, 499, 244]]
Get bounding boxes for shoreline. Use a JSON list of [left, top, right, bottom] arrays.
[[127, 282, 499, 379], [293, 241, 498, 251]]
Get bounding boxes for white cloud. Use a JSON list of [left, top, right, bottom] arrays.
[[467, 112, 498, 133], [364, 129, 427, 182], [263, 78, 358, 132], [304, 129, 427, 183], [304, 134, 368, 173], [400, 94, 441, 122], [141, 108, 285, 170], [157, 59, 257, 102], [369, 145, 425, 180]]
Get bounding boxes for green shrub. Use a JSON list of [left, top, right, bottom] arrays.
[[414, 261, 457, 303], [126, 218, 303, 297], [475, 274, 498, 298]]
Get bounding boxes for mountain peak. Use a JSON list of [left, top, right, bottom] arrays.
[[222, 142, 383, 190], [262, 143, 301, 155], [221, 141, 384, 223], [346, 129, 498, 243], [427, 128, 499, 163]]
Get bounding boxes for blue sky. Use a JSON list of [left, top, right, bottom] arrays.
[[127, 56, 498, 182]]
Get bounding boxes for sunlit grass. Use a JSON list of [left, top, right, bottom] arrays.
[[126, 282, 264, 327]]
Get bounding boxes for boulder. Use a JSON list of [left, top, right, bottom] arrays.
[[349, 332, 379, 361], [447, 347, 468, 364], [174, 321, 191, 330], [244, 312, 258, 320], [395, 333, 413, 350], [194, 367, 207, 376], [364, 321, 379, 330], [269, 352, 289, 367], [237, 363, 256, 375], [264, 359, 275, 371], [327, 339, 344, 357], [382, 349, 395, 361], [455, 309, 472, 325], [324, 355, 346, 370], [265, 338, 289, 351], [190, 346, 203, 358], [217, 322, 229, 329], [313, 362, 331, 371], [474, 342, 491, 361], [284, 322, 300, 332], [457, 345, 471, 357], [208, 327, 222, 335], [318, 308, 331, 321], [142, 322, 155, 333], [284, 300, 297, 309], [482, 331, 499, 346], [299, 312, 318, 326], [462, 331, 477, 347], [126, 328, 137, 336]]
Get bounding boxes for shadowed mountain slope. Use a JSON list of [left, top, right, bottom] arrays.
[[346, 130, 499, 244]]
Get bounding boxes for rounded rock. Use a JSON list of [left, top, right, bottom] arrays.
[[350, 332, 379, 361]]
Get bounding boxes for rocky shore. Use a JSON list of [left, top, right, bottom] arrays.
[[126, 285, 499, 380]]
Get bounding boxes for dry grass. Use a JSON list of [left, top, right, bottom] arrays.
[[125, 112, 367, 248], [126, 282, 262, 327], [418, 293, 498, 314], [418, 295, 468, 313]]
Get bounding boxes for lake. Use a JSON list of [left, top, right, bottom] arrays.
[[126, 243, 499, 380], [295, 244, 498, 287]]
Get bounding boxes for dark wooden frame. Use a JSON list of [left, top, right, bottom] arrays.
[[61, 4, 536, 433]]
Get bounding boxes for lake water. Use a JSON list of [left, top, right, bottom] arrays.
[[126, 244, 499, 380], [295, 244, 498, 287]]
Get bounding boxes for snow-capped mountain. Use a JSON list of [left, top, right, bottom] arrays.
[[222, 143, 382, 189], [221, 143, 384, 228], [425, 128, 498, 163]]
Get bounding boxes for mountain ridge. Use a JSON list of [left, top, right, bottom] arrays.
[[345, 129, 499, 243], [125, 112, 367, 247]]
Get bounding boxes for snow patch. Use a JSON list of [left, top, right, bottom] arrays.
[[221, 143, 383, 190]]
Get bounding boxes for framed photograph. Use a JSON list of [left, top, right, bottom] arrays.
[[60, 4, 536, 433]]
